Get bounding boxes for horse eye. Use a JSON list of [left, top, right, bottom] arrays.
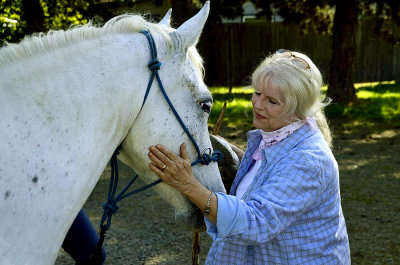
[[199, 101, 212, 113]]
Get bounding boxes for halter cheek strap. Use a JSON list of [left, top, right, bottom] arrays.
[[139, 30, 222, 166], [91, 30, 223, 261]]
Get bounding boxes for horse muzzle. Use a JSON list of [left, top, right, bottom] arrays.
[[174, 205, 206, 232]]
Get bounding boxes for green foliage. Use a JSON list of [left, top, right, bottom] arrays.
[[198, 0, 247, 24], [42, 0, 93, 30], [0, 0, 25, 44], [0, 0, 95, 45], [269, 0, 335, 35]]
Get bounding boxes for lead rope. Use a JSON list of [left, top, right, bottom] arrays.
[[89, 30, 222, 263], [90, 146, 162, 263]]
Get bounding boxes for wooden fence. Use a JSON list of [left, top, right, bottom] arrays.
[[197, 19, 400, 86]]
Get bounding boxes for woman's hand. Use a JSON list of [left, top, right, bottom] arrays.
[[148, 143, 198, 193], [148, 143, 218, 224]]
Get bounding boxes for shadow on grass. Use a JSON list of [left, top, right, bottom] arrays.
[[357, 82, 400, 93]]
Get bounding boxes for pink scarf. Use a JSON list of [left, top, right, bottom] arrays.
[[252, 118, 317, 160]]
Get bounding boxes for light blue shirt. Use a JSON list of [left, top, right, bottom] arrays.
[[205, 124, 350, 264]]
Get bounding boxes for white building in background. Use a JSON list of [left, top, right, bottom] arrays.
[[270, 3, 284, 22], [242, 0, 262, 22], [220, 1, 283, 23], [221, 0, 262, 23]]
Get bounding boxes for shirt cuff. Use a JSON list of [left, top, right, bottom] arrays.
[[205, 192, 247, 239]]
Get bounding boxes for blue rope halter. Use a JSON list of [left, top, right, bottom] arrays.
[[91, 30, 222, 260]]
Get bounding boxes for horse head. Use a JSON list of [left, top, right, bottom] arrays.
[[118, 2, 226, 231]]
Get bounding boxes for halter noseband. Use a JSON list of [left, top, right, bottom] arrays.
[[91, 30, 223, 260]]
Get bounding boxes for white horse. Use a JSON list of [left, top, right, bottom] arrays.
[[0, 2, 225, 264]]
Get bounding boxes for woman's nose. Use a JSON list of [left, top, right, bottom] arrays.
[[253, 97, 265, 110]]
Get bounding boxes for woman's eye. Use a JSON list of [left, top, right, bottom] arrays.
[[254, 91, 261, 96], [199, 101, 212, 113], [269, 99, 278, 105]]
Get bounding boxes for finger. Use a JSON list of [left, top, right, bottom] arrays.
[[149, 163, 166, 180], [150, 145, 172, 166], [156, 144, 180, 161], [180, 143, 189, 161], [148, 151, 167, 169]]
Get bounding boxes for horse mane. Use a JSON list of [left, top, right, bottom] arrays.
[[0, 14, 204, 77]]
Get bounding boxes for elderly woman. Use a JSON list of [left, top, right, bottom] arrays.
[[148, 49, 350, 264]]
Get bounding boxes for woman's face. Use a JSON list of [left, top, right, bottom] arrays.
[[252, 80, 291, 132]]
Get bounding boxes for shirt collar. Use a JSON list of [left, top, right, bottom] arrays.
[[252, 118, 317, 160]]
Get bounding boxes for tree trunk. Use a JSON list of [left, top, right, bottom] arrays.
[[170, 0, 192, 27], [327, 0, 359, 104], [21, 0, 45, 34]]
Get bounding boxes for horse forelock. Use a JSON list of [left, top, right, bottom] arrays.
[[188, 46, 205, 79], [0, 14, 174, 65]]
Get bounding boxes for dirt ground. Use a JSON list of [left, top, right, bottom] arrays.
[[56, 120, 400, 265]]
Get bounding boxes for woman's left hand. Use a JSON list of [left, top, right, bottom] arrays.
[[148, 143, 198, 193]]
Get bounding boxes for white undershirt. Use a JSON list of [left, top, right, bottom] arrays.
[[235, 159, 262, 199]]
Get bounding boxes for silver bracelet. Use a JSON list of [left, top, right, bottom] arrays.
[[204, 191, 214, 215]]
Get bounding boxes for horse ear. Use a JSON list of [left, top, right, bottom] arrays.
[[159, 8, 172, 26], [172, 1, 209, 50]]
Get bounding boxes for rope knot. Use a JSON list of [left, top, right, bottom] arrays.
[[200, 151, 223, 165], [200, 154, 212, 165], [102, 202, 119, 215], [148, 59, 161, 71], [212, 150, 223, 162]]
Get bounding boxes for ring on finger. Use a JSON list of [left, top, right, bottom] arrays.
[[161, 164, 167, 171]]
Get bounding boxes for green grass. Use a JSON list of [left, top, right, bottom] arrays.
[[209, 81, 400, 127], [325, 81, 400, 123]]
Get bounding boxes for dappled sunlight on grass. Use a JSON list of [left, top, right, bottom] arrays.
[[357, 90, 400, 98], [209, 81, 400, 125], [211, 99, 252, 117], [209, 98, 252, 127], [344, 81, 400, 121], [208, 95, 253, 134], [342, 98, 400, 121], [209, 87, 254, 105], [209, 86, 253, 94], [354, 80, 396, 90]]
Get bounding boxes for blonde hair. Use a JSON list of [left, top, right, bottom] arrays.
[[251, 50, 332, 146]]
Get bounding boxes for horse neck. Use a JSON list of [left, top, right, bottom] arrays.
[[0, 34, 151, 264], [24, 35, 148, 161]]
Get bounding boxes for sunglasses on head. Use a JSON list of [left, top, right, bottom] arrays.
[[276, 49, 311, 71]]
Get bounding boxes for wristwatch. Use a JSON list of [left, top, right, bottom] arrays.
[[204, 191, 214, 215]]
